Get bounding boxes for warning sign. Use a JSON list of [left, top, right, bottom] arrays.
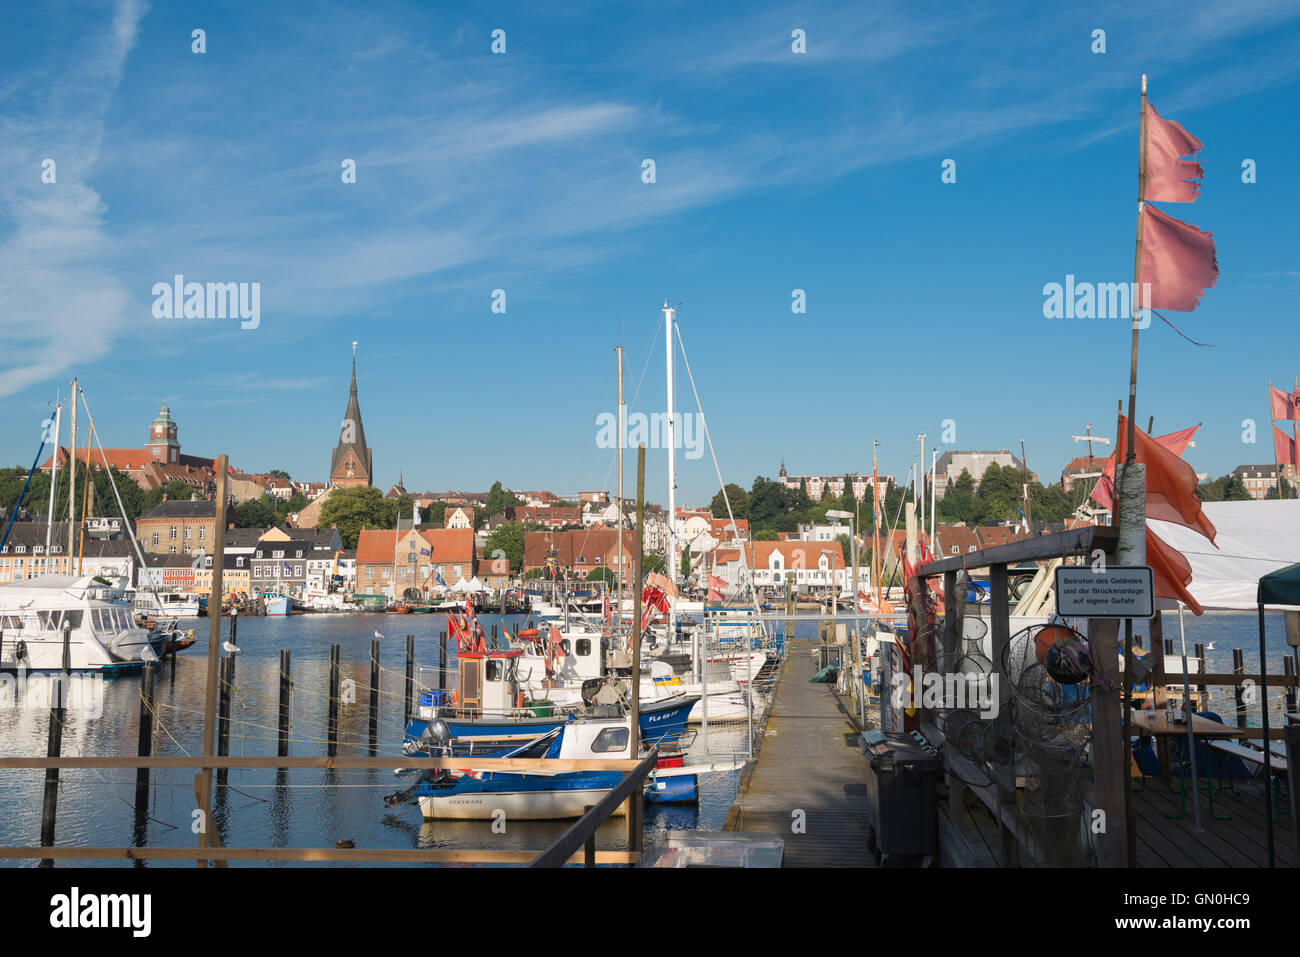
[[1054, 565, 1154, 618]]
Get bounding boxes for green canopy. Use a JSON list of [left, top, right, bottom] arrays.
[[1258, 561, 1300, 607]]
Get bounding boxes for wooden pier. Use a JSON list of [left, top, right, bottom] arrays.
[[724, 638, 877, 867]]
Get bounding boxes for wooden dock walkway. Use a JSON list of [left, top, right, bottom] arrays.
[[724, 639, 877, 867]]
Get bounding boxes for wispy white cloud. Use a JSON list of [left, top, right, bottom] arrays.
[[0, 0, 148, 398]]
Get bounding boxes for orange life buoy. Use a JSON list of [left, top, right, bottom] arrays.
[[451, 690, 459, 704], [518, 628, 539, 638]]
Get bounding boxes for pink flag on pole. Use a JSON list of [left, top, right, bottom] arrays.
[[1269, 385, 1300, 421], [1275, 427, 1299, 469], [1091, 424, 1200, 511], [1141, 204, 1218, 311], [1144, 102, 1204, 203]]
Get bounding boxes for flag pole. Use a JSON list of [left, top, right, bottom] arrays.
[[1125, 74, 1148, 467]]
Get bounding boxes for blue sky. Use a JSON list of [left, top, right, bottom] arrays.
[[2, 1, 1298, 505]]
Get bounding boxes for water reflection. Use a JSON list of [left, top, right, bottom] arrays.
[[0, 609, 1288, 866]]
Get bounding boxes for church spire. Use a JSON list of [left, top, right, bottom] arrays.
[[330, 341, 373, 488]]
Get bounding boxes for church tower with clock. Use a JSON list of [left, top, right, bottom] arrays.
[[329, 343, 374, 489]]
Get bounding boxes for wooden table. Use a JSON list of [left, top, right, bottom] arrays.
[[1130, 711, 1243, 820], [1131, 711, 1243, 739]]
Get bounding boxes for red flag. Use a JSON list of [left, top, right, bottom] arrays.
[[1091, 424, 1199, 510], [1275, 427, 1299, 469], [1115, 416, 1217, 545], [708, 575, 728, 593], [707, 587, 722, 602], [549, 625, 567, 659], [1270, 386, 1300, 421], [1141, 204, 1218, 312], [1146, 527, 1203, 616], [1144, 102, 1204, 203]]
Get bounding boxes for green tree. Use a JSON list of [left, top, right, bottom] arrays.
[[234, 495, 277, 528], [319, 485, 398, 547], [275, 494, 310, 524], [641, 553, 666, 574], [485, 521, 525, 572], [836, 533, 852, 565], [587, 567, 616, 583], [709, 483, 749, 520], [680, 548, 691, 580], [839, 475, 856, 514], [421, 500, 448, 526], [483, 481, 522, 520], [754, 529, 778, 541], [1222, 473, 1252, 501], [268, 469, 291, 480]]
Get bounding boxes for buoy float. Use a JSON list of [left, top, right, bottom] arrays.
[[518, 628, 539, 638]]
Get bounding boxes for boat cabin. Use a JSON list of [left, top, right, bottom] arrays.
[[455, 648, 525, 715]]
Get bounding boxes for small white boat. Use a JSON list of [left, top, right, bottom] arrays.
[[1, 576, 159, 671], [130, 589, 201, 618], [261, 593, 291, 616]]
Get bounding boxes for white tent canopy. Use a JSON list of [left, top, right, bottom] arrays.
[[449, 577, 472, 593], [467, 576, 485, 592], [1150, 500, 1300, 610]]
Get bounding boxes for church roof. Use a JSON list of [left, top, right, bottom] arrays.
[[330, 353, 373, 480]]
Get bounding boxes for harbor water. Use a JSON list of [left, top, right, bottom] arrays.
[[0, 609, 1293, 866]]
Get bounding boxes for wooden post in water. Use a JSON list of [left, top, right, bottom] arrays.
[[135, 663, 155, 813], [328, 643, 341, 757], [404, 634, 415, 726], [1283, 657, 1296, 713], [227, 606, 239, 683], [278, 650, 291, 757], [369, 637, 380, 754], [1232, 648, 1246, 728], [39, 620, 72, 867], [216, 656, 231, 786], [198, 453, 229, 868], [1194, 643, 1207, 701]]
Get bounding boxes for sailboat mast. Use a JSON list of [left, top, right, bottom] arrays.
[[664, 302, 676, 639], [66, 379, 78, 563], [45, 394, 61, 557], [616, 344, 625, 632], [872, 441, 881, 606]]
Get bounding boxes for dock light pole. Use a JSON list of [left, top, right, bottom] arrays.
[[828, 509, 861, 727]]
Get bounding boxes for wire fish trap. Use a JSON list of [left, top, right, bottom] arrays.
[[1002, 624, 1097, 719]]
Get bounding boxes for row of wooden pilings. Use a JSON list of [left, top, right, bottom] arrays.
[[41, 621, 516, 863], [126, 625, 496, 811]]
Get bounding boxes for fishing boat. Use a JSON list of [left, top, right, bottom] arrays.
[[129, 589, 202, 619], [260, 591, 291, 616], [0, 575, 162, 671]]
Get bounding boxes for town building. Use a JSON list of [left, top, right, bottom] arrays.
[[522, 528, 635, 579], [1233, 464, 1289, 500], [0, 522, 135, 585], [137, 499, 220, 555], [193, 553, 253, 599], [711, 540, 857, 592], [355, 527, 476, 598], [40, 404, 220, 495], [933, 450, 1036, 498], [777, 460, 886, 503], [1061, 455, 1106, 494]]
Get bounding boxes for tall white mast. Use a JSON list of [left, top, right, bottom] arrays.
[[663, 302, 677, 641], [66, 379, 78, 564], [45, 394, 62, 557]]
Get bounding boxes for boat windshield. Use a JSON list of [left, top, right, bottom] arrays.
[[91, 606, 132, 634], [37, 609, 85, 631]]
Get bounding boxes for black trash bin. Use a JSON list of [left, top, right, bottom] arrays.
[[860, 729, 939, 864]]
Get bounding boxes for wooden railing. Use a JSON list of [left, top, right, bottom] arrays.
[[0, 753, 651, 866], [531, 748, 657, 867]]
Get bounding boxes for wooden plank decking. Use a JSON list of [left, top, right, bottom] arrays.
[[725, 639, 877, 867]]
